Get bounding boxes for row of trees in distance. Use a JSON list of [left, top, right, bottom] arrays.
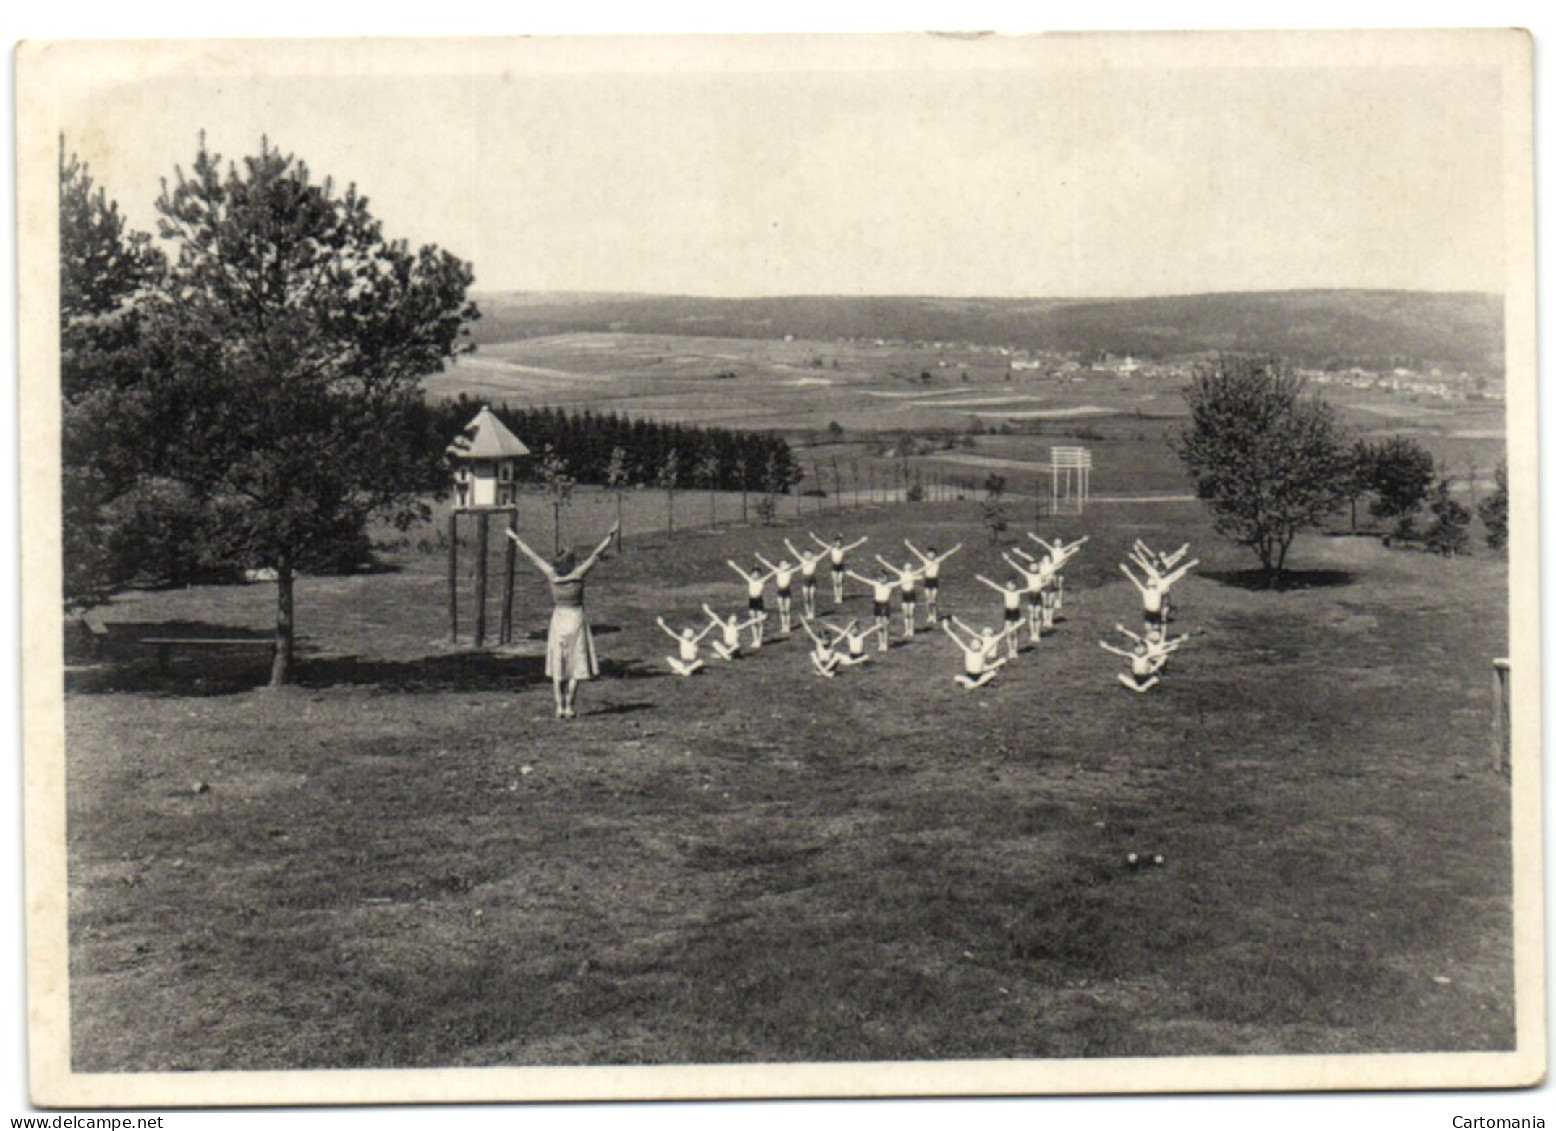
[[429, 396, 801, 494]]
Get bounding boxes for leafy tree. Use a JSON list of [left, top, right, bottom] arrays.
[[1479, 460, 1509, 553], [1341, 438, 1376, 534], [697, 453, 721, 527], [1424, 477, 1472, 557], [59, 145, 167, 606], [604, 445, 630, 548], [1172, 355, 1350, 582], [536, 444, 575, 555], [1363, 435, 1435, 540], [732, 455, 749, 524], [758, 450, 788, 526], [657, 448, 680, 538], [982, 473, 1008, 543], [145, 138, 477, 685]]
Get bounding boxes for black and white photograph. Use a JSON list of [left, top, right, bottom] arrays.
[[13, 22, 1544, 1115]]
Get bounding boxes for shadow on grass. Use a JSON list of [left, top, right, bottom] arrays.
[[519, 623, 624, 641], [590, 700, 656, 717], [297, 653, 662, 692], [1201, 568, 1355, 592]]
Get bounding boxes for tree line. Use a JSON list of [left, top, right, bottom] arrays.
[[427, 396, 800, 493]]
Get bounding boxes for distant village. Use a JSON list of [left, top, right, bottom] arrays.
[[813, 335, 1506, 404]]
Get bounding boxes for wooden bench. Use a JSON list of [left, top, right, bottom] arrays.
[[76, 613, 110, 660], [139, 637, 275, 672]]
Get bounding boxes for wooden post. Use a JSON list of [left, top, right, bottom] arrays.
[[499, 508, 518, 645], [447, 510, 459, 643], [1492, 658, 1511, 775], [473, 511, 490, 649]]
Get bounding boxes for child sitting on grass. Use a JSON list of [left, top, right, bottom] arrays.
[[656, 617, 716, 676], [942, 616, 1016, 690], [702, 605, 763, 661]]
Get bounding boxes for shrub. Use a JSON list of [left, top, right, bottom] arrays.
[[1479, 461, 1508, 552]]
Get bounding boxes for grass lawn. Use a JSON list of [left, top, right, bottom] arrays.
[[65, 498, 1512, 1069]]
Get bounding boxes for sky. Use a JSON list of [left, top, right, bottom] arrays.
[[46, 33, 1513, 299]]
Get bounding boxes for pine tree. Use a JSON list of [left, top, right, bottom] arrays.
[[58, 144, 167, 606], [146, 137, 477, 685], [1424, 477, 1472, 557]]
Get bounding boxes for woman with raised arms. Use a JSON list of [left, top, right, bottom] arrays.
[[506, 521, 620, 720]]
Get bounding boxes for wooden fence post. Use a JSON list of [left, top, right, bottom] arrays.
[[499, 508, 518, 645], [473, 511, 490, 649], [447, 510, 459, 643], [1492, 658, 1511, 776]]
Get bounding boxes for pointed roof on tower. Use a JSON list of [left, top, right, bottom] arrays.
[[446, 405, 531, 460]]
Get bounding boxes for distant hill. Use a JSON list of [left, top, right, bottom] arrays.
[[467, 289, 1503, 375]]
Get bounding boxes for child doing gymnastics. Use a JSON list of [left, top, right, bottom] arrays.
[[825, 618, 887, 665], [701, 604, 763, 661], [755, 553, 798, 635], [1028, 533, 1088, 611], [1120, 555, 1199, 633], [1099, 636, 1163, 693], [1001, 551, 1049, 643], [800, 617, 850, 677], [844, 567, 903, 652], [656, 616, 715, 676], [942, 616, 1014, 690], [875, 554, 927, 637], [811, 532, 869, 605], [975, 573, 1027, 658], [904, 540, 962, 626], [727, 558, 779, 647], [784, 538, 828, 619]]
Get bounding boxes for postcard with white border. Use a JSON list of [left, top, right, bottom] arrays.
[[16, 29, 1543, 1107]]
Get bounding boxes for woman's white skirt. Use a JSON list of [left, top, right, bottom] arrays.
[[547, 606, 599, 680]]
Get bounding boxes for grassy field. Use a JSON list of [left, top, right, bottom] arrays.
[[428, 331, 1508, 494], [66, 493, 1512, 1069]]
